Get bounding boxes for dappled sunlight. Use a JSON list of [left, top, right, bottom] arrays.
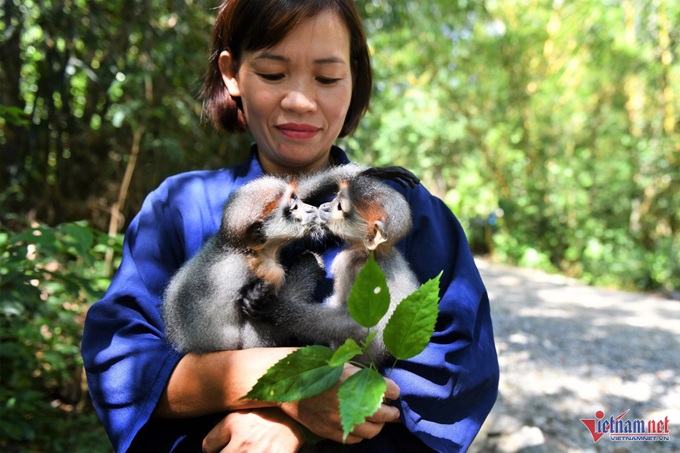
[[471, 259, 680, 452]]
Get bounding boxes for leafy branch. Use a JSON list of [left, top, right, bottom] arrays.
[[244, 254, 441, 442]]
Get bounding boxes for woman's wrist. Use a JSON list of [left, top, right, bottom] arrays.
[[154, 347, 297, 418]]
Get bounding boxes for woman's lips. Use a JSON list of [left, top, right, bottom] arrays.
[[276, 123, 320, 140]]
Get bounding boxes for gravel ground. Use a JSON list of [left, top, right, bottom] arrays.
[[469, 259, 680, 453]]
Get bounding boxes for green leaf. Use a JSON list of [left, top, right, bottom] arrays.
[[243, 346, 342, 402], [364, 330, 378, 348], [338, 368, 387, 442], [58, 222, 94, 257], [329, 338, 363, 367], [0, 105, 29, 126], [347, 254, 390, 328], [383, 272, 442, 360]]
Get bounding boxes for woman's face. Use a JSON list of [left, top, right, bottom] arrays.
[[219, 10, 353, 175]]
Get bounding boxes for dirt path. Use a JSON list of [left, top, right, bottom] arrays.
[[469, 259, 680, 453]]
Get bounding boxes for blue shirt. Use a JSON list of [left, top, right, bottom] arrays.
[[82, 147, 499, 452]]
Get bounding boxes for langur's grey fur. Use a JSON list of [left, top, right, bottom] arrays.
[[255, 173, 421, 366], [162, 175, 322, 354], [162, 165, 419, 357]]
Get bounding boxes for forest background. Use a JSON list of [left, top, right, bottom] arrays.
[[1, 0, 678, 451]]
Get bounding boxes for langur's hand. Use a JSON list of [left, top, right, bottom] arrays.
[[359, 166, 420, 189], [280, 364, 401, 444], [202, 408, 304, 453], [240, 279, 279, 321]]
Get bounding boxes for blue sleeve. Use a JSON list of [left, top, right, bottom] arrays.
[[392, 184, 499, 452], [81, 171, 232, 453]]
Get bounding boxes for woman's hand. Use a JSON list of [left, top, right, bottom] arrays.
[[202, 408, 304, 453], [156, 351, 400, 448], [280, 364, 401, 444]]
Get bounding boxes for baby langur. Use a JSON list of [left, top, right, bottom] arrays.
[[254, 174, 421, 366], [162, 176, 322, 354]]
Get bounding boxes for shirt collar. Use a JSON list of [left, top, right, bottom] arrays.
[[330, 145, 351, 166], [237, 143, 351, 180]]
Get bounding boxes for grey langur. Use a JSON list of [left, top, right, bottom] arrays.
[[162, 165, 420, 356], [162, 175, 322, 353], [252, 173, 422, 366]]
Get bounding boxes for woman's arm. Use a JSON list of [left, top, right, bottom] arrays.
[[154, 348, 296, 418], [82, 171, 240, 452], [390, 183, 499, 452], [156, 350, 401, 444]]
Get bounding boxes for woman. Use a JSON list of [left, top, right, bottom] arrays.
[[82, 1, 499, 452]]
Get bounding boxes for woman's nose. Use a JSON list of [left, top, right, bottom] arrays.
[[281, 85, 317, 113]]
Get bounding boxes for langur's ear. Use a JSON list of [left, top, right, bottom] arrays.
[[366, 220, 388, 251], [245, 221, 267, 249], [281, 185, 296, 208], [218, 50, 241, 97]]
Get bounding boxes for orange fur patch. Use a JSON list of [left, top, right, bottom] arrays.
[[248, 254, 285, 290], [262, 198, 280, 216]]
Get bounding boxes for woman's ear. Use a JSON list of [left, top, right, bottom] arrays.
[[218, 50, 241, 97]]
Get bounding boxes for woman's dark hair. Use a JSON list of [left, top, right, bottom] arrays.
[[201, 0, 372, 137]]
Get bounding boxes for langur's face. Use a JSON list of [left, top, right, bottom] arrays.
[[219, 10, 353, 175]]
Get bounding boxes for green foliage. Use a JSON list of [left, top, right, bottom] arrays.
[[244, 256, 441, 443], [0, 222, 120, 452], [245, 346, 343, 403], [383, 273, 442, 360], [329, 339, 364, 367], [338, 368, 387, 441], [0, 105, 29, 127], [1, 0, 250, 229], [346, 0, 679, 293], [4, 0, 677, 291], [347, 254, 390, 328]]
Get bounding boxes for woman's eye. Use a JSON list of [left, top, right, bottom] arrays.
[[258, 73, 284, 81], [317, 77, 340, 85]]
